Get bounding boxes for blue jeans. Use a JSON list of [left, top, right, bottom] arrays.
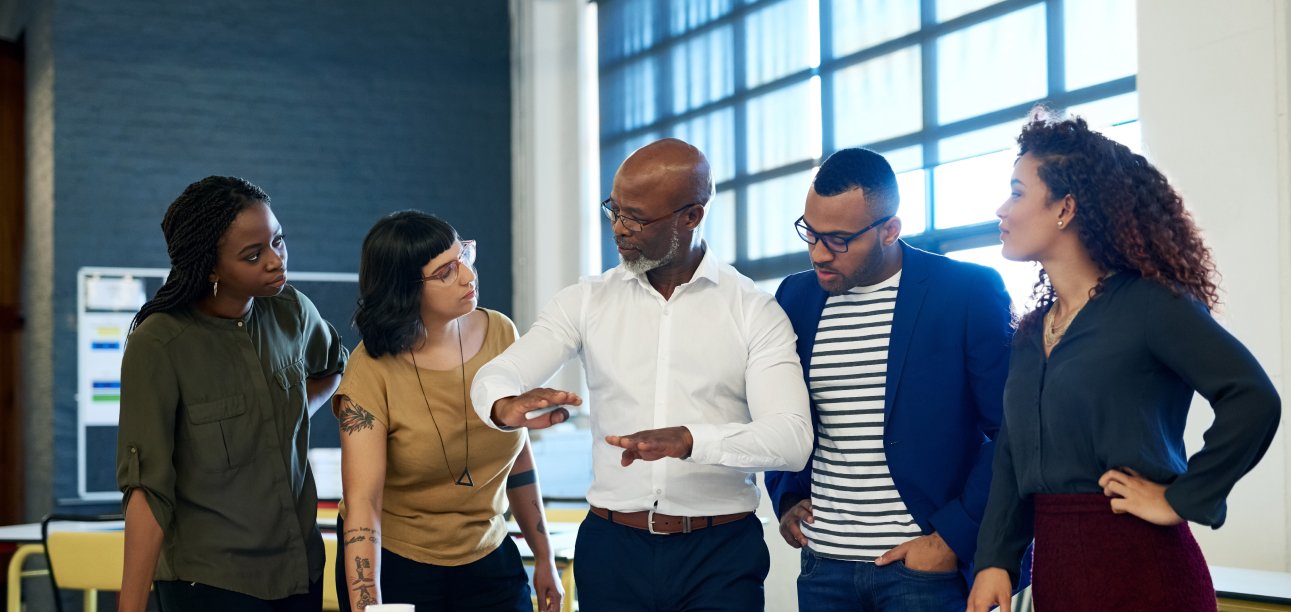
[[797, 547, 967, 612]]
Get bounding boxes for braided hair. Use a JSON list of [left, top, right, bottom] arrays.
[[131, 176, 270, 331], [1017, 109, 1219, 333]]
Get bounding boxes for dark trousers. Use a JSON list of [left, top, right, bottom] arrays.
[[573, 511, 770, 612], [334, 515, 532, 612], [156, 576, 322, 612]]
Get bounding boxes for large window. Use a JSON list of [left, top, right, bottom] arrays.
[[597, 0, 1138, 307]]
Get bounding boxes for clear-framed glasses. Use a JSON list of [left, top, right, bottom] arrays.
[[794, 215, 893, 254], [416, 240, 476, 286], [601, 198, 699, 233]]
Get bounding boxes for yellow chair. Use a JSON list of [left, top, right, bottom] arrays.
[[5, 543, 48, 612], [41, 513, 126, 612]]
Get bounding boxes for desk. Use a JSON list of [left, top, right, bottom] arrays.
[[318, 516, 579, 561], [1213, 566, 1291, 611], [0, 521, 124, 543]]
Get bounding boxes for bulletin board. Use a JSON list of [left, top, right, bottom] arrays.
[[75, 266, 360, 502]]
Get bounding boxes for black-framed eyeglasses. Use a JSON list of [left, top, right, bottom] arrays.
[[601, 198, 698, 233], [415, 240, 476, 286], [795, 215, 893, 254]]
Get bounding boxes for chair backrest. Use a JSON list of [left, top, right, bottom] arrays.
[[41, 513, 126, 612], [47, 531, 125, 589]]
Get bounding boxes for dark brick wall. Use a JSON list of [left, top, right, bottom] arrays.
[[37, 0, 512, 507]]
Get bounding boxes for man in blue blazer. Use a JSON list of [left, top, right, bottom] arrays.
[[765, 148, 1014, 611]]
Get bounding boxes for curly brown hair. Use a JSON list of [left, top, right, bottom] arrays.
[[1016, 109, 1219, 332]]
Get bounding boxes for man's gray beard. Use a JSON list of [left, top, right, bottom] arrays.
[[621, 226, 682, 275]]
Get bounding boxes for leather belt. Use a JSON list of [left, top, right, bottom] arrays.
[[590, 506, 751, 535]]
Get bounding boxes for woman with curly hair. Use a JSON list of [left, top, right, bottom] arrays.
[[967, 112, 1281, 612]]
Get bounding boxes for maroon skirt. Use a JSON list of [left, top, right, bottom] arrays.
[[1032, 493, 1215, 611]]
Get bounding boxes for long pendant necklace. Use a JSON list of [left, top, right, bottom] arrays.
[[410, 318, 473, 487]]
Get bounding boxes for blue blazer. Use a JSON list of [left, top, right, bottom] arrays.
[[765, 242, 1014, 582]]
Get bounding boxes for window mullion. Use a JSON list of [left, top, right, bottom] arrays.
[[733, 4, 750, 265], [1046, 0, 1066, 98], [920, 0, 939, 234], [819, 0, 835, 158]]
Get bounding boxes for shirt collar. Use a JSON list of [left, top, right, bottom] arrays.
[[617, 243, 721, 288], [189, 302, 256, 331]]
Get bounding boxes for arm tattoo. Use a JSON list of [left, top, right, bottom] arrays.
[[338, 398, 376, 434], [531, 500, 547, 535], [343, 526, 377, 546], [506, 469, 537, 489], [352, 555, 376, 609]]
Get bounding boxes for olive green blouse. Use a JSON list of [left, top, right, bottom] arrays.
[[116, 285, 348, 600]]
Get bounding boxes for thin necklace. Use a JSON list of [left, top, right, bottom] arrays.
[[1043, 300, 1085, 349], [410, 318, 473, 487]]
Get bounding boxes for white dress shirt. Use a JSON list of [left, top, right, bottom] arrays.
[[472, 248, 812, 516]]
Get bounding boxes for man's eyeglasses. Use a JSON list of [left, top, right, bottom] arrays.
[[416, 240, 476, 286], [601, 198, 698, 233], [795, 215, 893, 254]]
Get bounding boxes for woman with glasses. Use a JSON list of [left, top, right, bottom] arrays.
[[967, 112, 1281, 612], [332, 210, 563, 612]]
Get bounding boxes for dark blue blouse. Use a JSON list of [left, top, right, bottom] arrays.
[[974, 273, 1281, 582]]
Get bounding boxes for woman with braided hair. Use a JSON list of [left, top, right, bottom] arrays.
[[967, 112, 1281, 612], [116, 176, 348, 612]]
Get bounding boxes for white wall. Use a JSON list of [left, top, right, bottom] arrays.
[[1138, 0, 1291, 572], [509, 0, 599, 401], [510, 0, 597, 332]]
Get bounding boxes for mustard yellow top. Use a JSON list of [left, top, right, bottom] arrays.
[[336, 308, 524, 566]]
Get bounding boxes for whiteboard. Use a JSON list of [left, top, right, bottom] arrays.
[[75, 266, 360, 502]]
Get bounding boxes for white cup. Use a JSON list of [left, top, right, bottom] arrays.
[[364, 605, 414, 612]]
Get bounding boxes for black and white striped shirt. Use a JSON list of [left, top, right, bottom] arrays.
[[804, 271, 922, 561]]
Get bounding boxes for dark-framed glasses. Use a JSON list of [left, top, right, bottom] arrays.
[[794, 215, 893, 254], [601, 198, 698, 233], [416, 240, 476, 286]]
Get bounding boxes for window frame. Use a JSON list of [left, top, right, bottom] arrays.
[[597, 0, 1136, 278]]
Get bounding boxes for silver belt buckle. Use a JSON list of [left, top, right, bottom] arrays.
[[647, 509, 691, 535]]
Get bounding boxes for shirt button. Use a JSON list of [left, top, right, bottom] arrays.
[[237, 321, 244, 327], [130, 447, 137, 454], [655, 489, 662, 494]]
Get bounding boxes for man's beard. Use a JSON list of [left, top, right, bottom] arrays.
[[820, 241, 884, 295], [621, 226, 682, 275]]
